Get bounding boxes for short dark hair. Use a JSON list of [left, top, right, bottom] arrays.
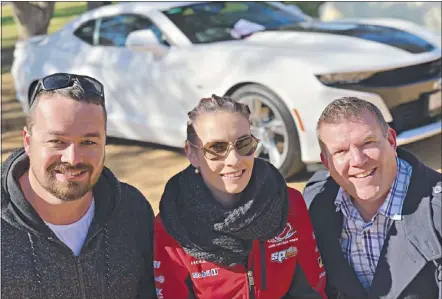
[[186, 94, 251, 143], [26, 80, 107, 133], [316, 97, 390, 150]]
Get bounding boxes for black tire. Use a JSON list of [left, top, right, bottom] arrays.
[[230, 84, 305, 178]]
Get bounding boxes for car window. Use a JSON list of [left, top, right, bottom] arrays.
[[98, 14, 169, 47], [74, 14, 170, 47], [162, 1, 307, 44], [73, 19, 96, 45]]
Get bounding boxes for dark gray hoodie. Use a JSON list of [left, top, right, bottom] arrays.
[[1, 148, 156, 299]]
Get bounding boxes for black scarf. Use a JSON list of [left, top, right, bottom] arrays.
[[160, 158, 289, 267]]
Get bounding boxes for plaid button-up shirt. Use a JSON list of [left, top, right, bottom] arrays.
[[335, 157, 412, 289]]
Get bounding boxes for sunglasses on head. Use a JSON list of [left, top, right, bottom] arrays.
[[29, 73, 105, 108], [189, 135, 259, 161]]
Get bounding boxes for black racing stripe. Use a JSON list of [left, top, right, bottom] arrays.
[[279, 21, 435, 54], [284, 261, 323, 298], [260, 241, 267, 291], [185, 274, 197, 299]]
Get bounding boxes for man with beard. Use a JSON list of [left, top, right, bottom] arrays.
[[1, 73, 156, 299]]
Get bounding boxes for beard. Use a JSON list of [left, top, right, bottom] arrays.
[[32, 159, 103, 202]]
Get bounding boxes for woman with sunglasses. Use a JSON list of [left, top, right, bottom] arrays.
[[154, 95, 326, 299]]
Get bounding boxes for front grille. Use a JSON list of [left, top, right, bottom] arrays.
[[389, 93, 438, 133], [362, 58, 441, 87]]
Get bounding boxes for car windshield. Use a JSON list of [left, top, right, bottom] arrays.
[[162, 2, 307, 44]]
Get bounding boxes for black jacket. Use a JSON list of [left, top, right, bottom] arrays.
[[303, 148, 442, 299], [1, 148, 156, 299]]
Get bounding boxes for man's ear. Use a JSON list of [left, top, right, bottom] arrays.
[[23, 126, 31, 156], [387, 127, 397, 150], [320, 152, 329, 169], [184, 141, 199, 169]]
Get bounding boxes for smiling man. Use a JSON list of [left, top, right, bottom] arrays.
[[1, 73, 156, 298], [303, 97, 441, 299]]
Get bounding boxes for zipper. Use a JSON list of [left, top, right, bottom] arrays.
[[247, 248, 256, 299], [47, 237, 87, 299], [46, 237, 88, 298], [75, 256, 88, 299], [46, 234, 100, 299], [247, 270, 255, 299]]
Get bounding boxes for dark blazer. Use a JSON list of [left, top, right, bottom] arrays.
[[303, 148, 442, 299]]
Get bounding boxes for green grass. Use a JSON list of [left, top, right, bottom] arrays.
[[1, 2, 87, 48]]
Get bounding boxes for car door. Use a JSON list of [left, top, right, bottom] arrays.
[[73, 13, 187, 145]]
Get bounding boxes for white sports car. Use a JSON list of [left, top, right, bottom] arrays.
[[11, 1, 442, 177]]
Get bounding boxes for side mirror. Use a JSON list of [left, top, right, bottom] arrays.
[[126, 29, 168, 55]]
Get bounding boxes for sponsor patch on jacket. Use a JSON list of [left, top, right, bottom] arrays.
[[192, 268, 219, 279], [155, 276, 165, 284], [190, 259, 207, 265], [271, 246, 298, 263], [267, 223, 298, 248], [154, 261, 161, 269], [318, 257, 324, 268]]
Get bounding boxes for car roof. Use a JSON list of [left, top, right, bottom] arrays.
[[61, 1, 200, 32], [84, 1, 200, 16]]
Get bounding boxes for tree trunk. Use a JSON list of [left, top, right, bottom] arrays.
[[87, 1, 112, 10], [12, 2, 55, 40]]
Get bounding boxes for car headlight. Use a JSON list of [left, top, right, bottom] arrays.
[[316, 71, 375, 85]]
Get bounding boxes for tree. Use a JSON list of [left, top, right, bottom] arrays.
[[12, 2, 55, 40]]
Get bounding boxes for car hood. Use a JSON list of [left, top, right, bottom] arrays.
[[218, 21, 440, 73]]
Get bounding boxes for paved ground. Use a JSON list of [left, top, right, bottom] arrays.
[[2, 72, 441, 214]]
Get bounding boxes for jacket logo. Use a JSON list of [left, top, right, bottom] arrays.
[[191, 259, 207, 265], [271, 246, 298, 263], [192, 268, 219, 279], [268, 223, 296, 243], [318, 257, 324, 268], [268, 223, 298, 248], [156, 288, 163, 296], [154, 261, 161, 269], [155, 276, 165, 283]]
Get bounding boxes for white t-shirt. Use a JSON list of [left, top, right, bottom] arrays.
[[45, 200, 95, 256]]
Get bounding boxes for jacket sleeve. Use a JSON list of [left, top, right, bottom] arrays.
[[283, 189, 327, 299], [121, 183, 157, 299], [303, 170, 330, 209], [154, 218, 196, 299]]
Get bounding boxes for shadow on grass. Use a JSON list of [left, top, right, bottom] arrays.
[[106, 137, 186, 155]]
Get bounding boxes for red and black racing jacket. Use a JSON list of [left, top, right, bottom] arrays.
[[153, 187, 327, 299]]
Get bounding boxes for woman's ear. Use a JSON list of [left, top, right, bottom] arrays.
[[184, 141, 199, 169]]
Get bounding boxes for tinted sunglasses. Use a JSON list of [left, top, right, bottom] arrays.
[[29, 73, 105, 108], [189, 135, 259, 161]]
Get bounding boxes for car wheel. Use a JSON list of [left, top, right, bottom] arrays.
[[230, 84, 305, 178]]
